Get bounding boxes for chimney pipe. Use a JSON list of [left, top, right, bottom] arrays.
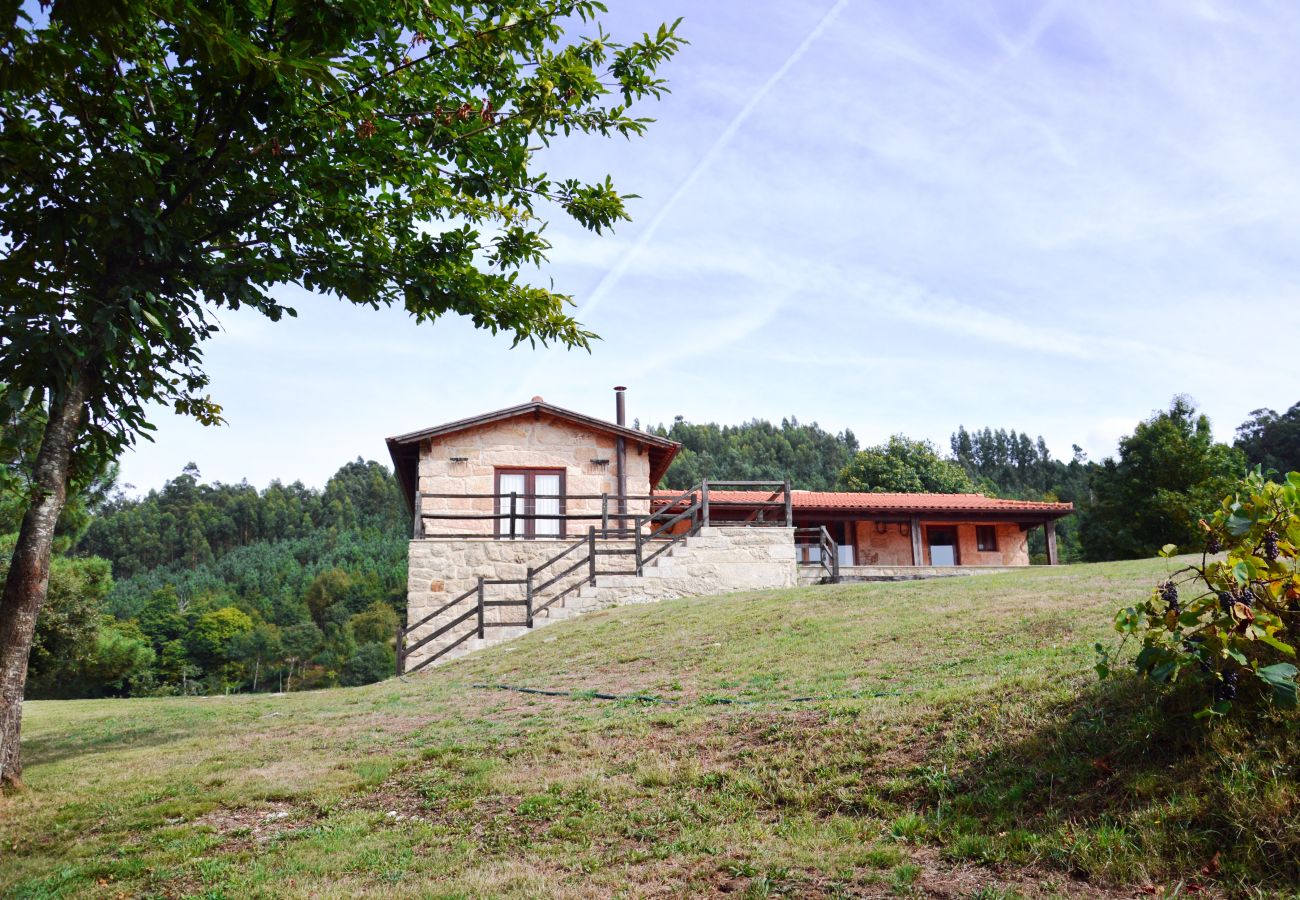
[[614, 386, 627, 531]]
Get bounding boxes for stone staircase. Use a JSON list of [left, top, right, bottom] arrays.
[[417, 526, 796, 668]]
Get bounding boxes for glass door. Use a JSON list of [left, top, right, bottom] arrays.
[[927, 526, 958, 566], [533, 473, 561, 537], [494, 469, 565, 539]]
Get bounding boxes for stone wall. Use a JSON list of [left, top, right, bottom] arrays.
[[587, 527, 798, 606], [404, 527, 797, 670], [416, 413, 652, 537]]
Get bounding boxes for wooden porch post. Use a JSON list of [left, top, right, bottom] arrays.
[[910, 517, 923, 566], [1044, 520, 1059, 566]]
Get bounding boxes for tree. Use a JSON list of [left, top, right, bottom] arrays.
[[6, 549, 114, 696], [349, 601, 399, 646], [32, 619, 156, 699], [840, 436, 978, 494], [186, 606, 254, 668], [655, 417, 858, 491], [1235, 404, 1300, 477], [303, 568, 356, 629], [0, 2, 682, 787], [1079, 396, 1245, 560], [229, 621, 282, 692]]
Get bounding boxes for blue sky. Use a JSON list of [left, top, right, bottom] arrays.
[[118, 0, 1300, 492]]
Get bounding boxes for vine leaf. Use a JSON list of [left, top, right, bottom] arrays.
[[1257, 663, 1298, 708]]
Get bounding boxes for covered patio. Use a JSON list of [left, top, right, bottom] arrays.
[[666, 489, 1074, 573]]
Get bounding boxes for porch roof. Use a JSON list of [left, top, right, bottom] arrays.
[[653, 489, 1073, 519]]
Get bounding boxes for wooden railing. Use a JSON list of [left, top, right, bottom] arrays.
[[412, 480, 794, 539], [795, 526, 841, 584], [396, 481, 798, 675]]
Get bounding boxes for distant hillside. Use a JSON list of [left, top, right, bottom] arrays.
[[57, 459, 410, 698]]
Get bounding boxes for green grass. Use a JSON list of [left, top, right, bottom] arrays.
[[3, 556, 1298, 897]]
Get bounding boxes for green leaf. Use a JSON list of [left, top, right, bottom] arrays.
[[1134, 645, 1165, 676], [1195, 700, 1232, 719], [1233, 560, 1251, 585], [1255, 632, 1296, 657], [1225, 513, 1254, 536], [1257, 663, 1299, 708], [1151, 660, 1178, 683], [1159, 543, 1178, 558]]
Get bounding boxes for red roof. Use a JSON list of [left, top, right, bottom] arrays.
[[653, 489, 1072, 517]]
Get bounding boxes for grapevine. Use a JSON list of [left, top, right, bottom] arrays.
[[1098, 468, 1300, 716]]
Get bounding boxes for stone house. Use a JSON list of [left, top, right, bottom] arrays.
[[386, 390, 1073, 673]]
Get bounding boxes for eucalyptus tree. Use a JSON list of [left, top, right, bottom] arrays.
[[0, 0, 682, 788]]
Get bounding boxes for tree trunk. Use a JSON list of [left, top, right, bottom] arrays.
[[0, 379, 87, 791]]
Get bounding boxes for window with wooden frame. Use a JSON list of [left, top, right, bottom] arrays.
[[494, 468, 565, 539], [976, 525, 998, 552]]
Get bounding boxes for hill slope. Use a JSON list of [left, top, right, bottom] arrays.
[[4, 558, 1298, 898]]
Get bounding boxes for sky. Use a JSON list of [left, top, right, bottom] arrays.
[[117, 0, 1300, 493]]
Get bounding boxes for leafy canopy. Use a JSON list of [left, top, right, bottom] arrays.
[[1236, 403, 1300, 478], [0, 0, 683, 460], [840, 435, 977, 494], [1080, 396, 1244, 561]]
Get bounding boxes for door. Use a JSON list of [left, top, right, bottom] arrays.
[[927, 526, 958, 566], [496, 472, 526, 539], [495, 468, 565, 539]]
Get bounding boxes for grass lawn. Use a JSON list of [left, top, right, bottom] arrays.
[[3, 556, 1298, 898]]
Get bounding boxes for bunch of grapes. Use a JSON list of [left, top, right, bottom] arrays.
[[1262, 529, 1281, 562], [1215, 669, 1240, 702], [1207, 533, 1223, 554], [1159, 581, 1180, 614], [1219, 590, 1234, 612]]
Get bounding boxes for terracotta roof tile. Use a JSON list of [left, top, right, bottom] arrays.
[[653, 489, 1072, 515]]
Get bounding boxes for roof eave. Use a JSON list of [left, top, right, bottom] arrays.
[[387, 401, 679, 453]]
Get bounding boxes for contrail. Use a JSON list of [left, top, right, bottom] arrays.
[[519, 0, 851, 394], [574, 0, 852, 322]]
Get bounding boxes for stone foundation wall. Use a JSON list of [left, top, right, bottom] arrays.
[[404, 527, 797, 670], [587, 527, 797, 607]]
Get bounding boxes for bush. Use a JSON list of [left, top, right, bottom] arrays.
[[1100, 468, 1300, 715], [340, 642, 395, 687], [349, 601, 399, 645]]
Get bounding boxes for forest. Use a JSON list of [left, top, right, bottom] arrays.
[[16, 460, 409, 700], [14, 396, 1300, 701]]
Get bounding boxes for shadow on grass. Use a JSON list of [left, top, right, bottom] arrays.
[[919, 674, 1300, 891], [21, 717, 202, 770]]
